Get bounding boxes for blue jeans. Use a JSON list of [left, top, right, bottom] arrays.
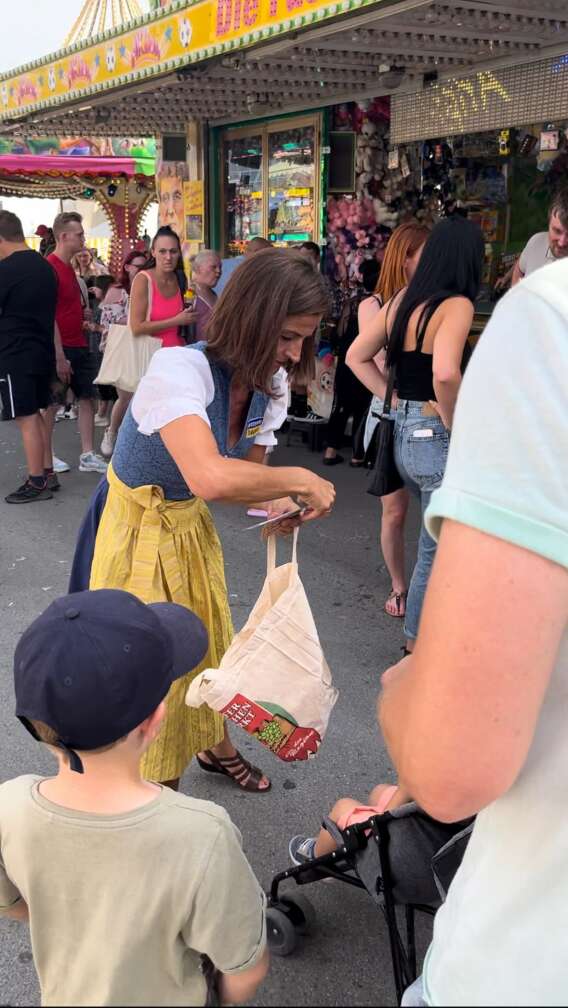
[[394, 401, 449, 641]]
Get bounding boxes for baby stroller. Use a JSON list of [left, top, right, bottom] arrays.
[[266, 802, 473, 1003]]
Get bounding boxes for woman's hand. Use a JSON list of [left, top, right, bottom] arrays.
[[261, 497, 303, 539], [298, 473, 335, 522], [428, 400, 451, 431], [174, 308, 196, 326]]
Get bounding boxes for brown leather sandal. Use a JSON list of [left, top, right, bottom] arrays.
[[196, 749, 272, 792]]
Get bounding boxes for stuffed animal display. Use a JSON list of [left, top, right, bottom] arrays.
[[326, 100, 436, 283]]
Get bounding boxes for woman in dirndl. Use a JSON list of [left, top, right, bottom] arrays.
[[75, 249, 335, 792]]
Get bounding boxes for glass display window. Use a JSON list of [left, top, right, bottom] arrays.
[[220, 114, 320, 256], [268, 124, 315, 245], [223, 134, 263, 257]]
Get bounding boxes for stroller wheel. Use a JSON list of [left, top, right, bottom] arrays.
[[266, 906, 297, 956], [280, 893, 316, 935]]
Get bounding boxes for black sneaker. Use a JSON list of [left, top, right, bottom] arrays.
[[5, 480, 53, 503], [45, 472, 61, 492]]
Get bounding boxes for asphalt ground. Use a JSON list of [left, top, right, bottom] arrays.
[[0, 416, 431, 1007]]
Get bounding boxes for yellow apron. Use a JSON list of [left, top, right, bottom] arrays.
[[90, 464, 227, 781]]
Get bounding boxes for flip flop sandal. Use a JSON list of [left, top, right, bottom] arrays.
[[384, 589, 407, 618], [196, 749, 272, 792]]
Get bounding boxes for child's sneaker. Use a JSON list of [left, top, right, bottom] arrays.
[[289, 836, 317, 865], [79, 452, 108, 474]]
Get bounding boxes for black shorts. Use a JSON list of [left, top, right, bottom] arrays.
[[96, 383, 118, 402], [57, 346, 99, 401], [0, 370, 51, 420]]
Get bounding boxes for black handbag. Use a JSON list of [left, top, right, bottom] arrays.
[[367, 364, 404, 498]]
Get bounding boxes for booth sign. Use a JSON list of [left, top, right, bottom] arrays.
[[0, 0, 378, 120]]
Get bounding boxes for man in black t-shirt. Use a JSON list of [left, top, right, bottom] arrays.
[[0, 210, 61, 503]]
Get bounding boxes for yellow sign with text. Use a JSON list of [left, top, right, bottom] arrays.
[[183, 179, 205, 241], [0, 0, 368, 119]]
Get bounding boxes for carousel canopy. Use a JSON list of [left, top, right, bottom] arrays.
[[0, 154, 150, 176], [64, 0, 144, 47], [0, 153, 155, 200]]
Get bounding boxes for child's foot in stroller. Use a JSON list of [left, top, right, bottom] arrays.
[[289, 835, 317, 865]]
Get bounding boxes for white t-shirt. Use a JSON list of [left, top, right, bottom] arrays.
[[423, 261, 568, 1006], [132, 347, 288, 448], [518, 231, 555, 277]]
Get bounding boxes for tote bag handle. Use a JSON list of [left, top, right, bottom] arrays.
[[127, 271, 154, 330], [266, 527, 299, 575]]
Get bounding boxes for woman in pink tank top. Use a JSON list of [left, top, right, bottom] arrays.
[[129, 226, 195, 348]]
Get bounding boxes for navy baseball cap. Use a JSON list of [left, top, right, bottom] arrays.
[[14, 589, 208, 773]]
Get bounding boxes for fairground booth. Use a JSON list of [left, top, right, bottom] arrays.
[[1, 0, 568, 328]]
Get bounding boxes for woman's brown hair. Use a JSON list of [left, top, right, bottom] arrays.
[[206, 248, 330, 394], [376, 222, 430, 304]]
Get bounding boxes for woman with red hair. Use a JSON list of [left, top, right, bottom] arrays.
[[357, 222, 429, 619]]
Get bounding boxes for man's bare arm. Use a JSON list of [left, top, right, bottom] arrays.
[[379, 519, 568, 822], [511, 258, 524, 286], [53, 321, 71, 383]]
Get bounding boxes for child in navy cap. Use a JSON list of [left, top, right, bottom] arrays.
[[0, 589, 268, 1007]]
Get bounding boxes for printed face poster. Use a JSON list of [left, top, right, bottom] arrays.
[[157, 160, 188, 241]]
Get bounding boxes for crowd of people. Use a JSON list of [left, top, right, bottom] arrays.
[[0, 196, 567, 1008]]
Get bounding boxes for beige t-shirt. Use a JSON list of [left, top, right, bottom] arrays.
[[0, 776, 266, 1007]]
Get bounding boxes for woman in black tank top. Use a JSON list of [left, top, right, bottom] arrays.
[[347, 217, 483, 649]]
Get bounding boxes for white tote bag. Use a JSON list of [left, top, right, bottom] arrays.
[[95, 273, 160, 393], [186, 530, 338, 762]]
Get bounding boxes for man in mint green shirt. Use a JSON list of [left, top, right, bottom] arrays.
[[379, 259, 568, 1006]]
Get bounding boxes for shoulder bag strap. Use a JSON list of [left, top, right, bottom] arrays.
[[382, 363, 397, 416], [127, 271, 153, 330], [142, 271, 153, 322]]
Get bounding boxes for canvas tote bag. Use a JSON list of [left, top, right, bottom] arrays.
[[95, 272, 160, 393], [186, 530, 338, 761]]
